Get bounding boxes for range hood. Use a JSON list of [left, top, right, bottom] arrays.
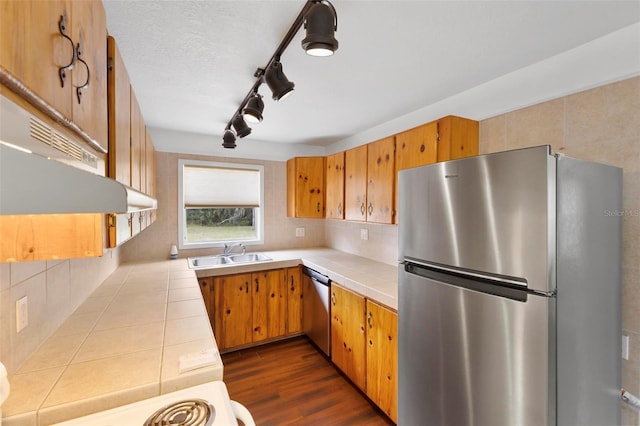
[[0, 94, 157, 215]]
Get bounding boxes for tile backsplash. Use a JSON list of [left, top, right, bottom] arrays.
[[0, 250, 120, 375]]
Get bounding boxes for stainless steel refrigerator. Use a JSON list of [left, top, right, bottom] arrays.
[[398, 145, 622, 426]]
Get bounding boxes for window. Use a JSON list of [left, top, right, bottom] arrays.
[[178, 159, 264, 249]]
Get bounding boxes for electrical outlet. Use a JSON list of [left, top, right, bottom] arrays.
[[360, 228, 369, 240], [16, 296, 28, 333], [622, 335, 630, 360], [295, 227, 305, 237]]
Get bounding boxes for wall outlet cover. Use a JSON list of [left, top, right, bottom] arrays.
[[360, 228, 369, 240], [295, 227, 305, 237], [16, 296, 28, 333]]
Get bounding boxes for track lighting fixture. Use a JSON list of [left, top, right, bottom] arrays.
[[242, 93, 264, 123], [232, 115, 251, 138], [221, 0, 338, 148], [265, 62, 295, 101], [222, 129, 237, 149], [302, 1, 338, 57]]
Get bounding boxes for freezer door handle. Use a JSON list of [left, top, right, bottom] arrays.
[[404, 261, 532, 302]]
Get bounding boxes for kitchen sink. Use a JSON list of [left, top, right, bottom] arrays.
[[188, 252, 272, 269], [190, 256, 233, 267], [227, 253, 272, 263]]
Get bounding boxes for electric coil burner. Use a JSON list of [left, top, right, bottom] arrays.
[[144, 399, 215, 426], [51, 382, 241, 425]]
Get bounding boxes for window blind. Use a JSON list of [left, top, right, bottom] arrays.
[[183, 166, 260, 208]]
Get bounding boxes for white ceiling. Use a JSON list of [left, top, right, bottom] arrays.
[[103, 1, 640, 154]]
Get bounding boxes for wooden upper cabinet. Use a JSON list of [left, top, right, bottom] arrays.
[[437, 115, 479, 161], [287, 157, 325, 218], [70, 0, 108, 151], [396, 120, 439, 171], [344, 145, 368, 221], [0, 0, 73, 120], [107, 36, 131, 186], [325, 151, 345, 220], [0, 0, 108, 150], [366, 136, 395, 224], [130, 88, 143, 192]]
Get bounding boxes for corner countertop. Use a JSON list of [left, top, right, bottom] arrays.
[[3, 248, 398, 425], [191, 247, 399, 311], [3, 259, 222, 426]]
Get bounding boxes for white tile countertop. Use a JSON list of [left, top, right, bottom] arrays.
[[191, 247, 399, 310], [2, 259, 222, 426], [2, 247, 397, 425]]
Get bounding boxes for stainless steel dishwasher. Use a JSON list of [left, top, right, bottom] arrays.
[[302, 266, 331, 356]]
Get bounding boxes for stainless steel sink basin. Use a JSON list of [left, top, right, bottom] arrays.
[[190, 256, 233, 267], [227, 253, 272, 264], [188, 252, 272, 269]]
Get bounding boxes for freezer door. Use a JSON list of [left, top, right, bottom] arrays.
[[399, 267, 554, 426], [398, 145, 556, 293]]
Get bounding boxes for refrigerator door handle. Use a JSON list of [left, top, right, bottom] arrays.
[[405, 257, 528, 288]]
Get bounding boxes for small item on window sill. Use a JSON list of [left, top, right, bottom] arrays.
[[169, 244, 178, 260]]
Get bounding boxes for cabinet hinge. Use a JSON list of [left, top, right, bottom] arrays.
[[107, 57, 113, 72], [436, 122, 441, 142], [107, 214, 115, 228]]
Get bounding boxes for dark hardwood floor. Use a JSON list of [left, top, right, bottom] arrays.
[[221, 337, 395, 426]]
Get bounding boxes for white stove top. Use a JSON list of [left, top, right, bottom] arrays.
[[52, 381, 238, 426]]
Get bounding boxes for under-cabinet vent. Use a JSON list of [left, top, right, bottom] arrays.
[[29, 118, 98, 168]]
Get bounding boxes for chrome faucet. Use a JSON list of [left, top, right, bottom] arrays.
[[223, 243, 246, 256]]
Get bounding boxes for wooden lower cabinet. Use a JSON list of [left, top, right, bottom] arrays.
[[366, 300, 398, 423], [331, 283, 398, 423], [286, 266, 303, 334], [330, 283, 367, 391], [199, 267, 303, 352]]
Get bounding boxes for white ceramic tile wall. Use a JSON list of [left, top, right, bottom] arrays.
[[0, 249, 120, 375], [479, 76, 640, 425]]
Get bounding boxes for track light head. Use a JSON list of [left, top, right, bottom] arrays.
[[302, 1, 338, 57], [232, 115, 251, 138], [242, 93, 264, 123], [265, 62, 295, 101], [222, 129, 237, 149]]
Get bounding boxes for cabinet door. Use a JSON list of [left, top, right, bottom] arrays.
[[251, 271, 269, 342], [344, 145, 368, 221], [106, 36, 131, 186], [366, 300, 398, 423], [437, 115, 479, 162], [287, 157, 325, 218], [267, 269, 287, 338], [0, 0, 73, 120], [325, 151, 345, 219], [286, 266, 303, 334], [198, 277, 214, 327], [331, 284, 366, 390], [215, 274, 252, 350], [70, 0, 108, 151], [396, 121, 438, 171], [367, 136, 395, 224], [130, 88, 143, 192]]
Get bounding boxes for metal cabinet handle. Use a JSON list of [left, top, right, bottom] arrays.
[[368, 203, 373, 216], [317, 202, 321, 213], [367, 311, 373, 328], [290, 275, 295, 291], [337, 202, 342, 216], [57, 14, 77, 88], [245, 281, 249, 293], [254, 278, 259, 292], [75, 40, 90, 104], [360, 203, 365, 215], [331, 292, 336, 306]]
